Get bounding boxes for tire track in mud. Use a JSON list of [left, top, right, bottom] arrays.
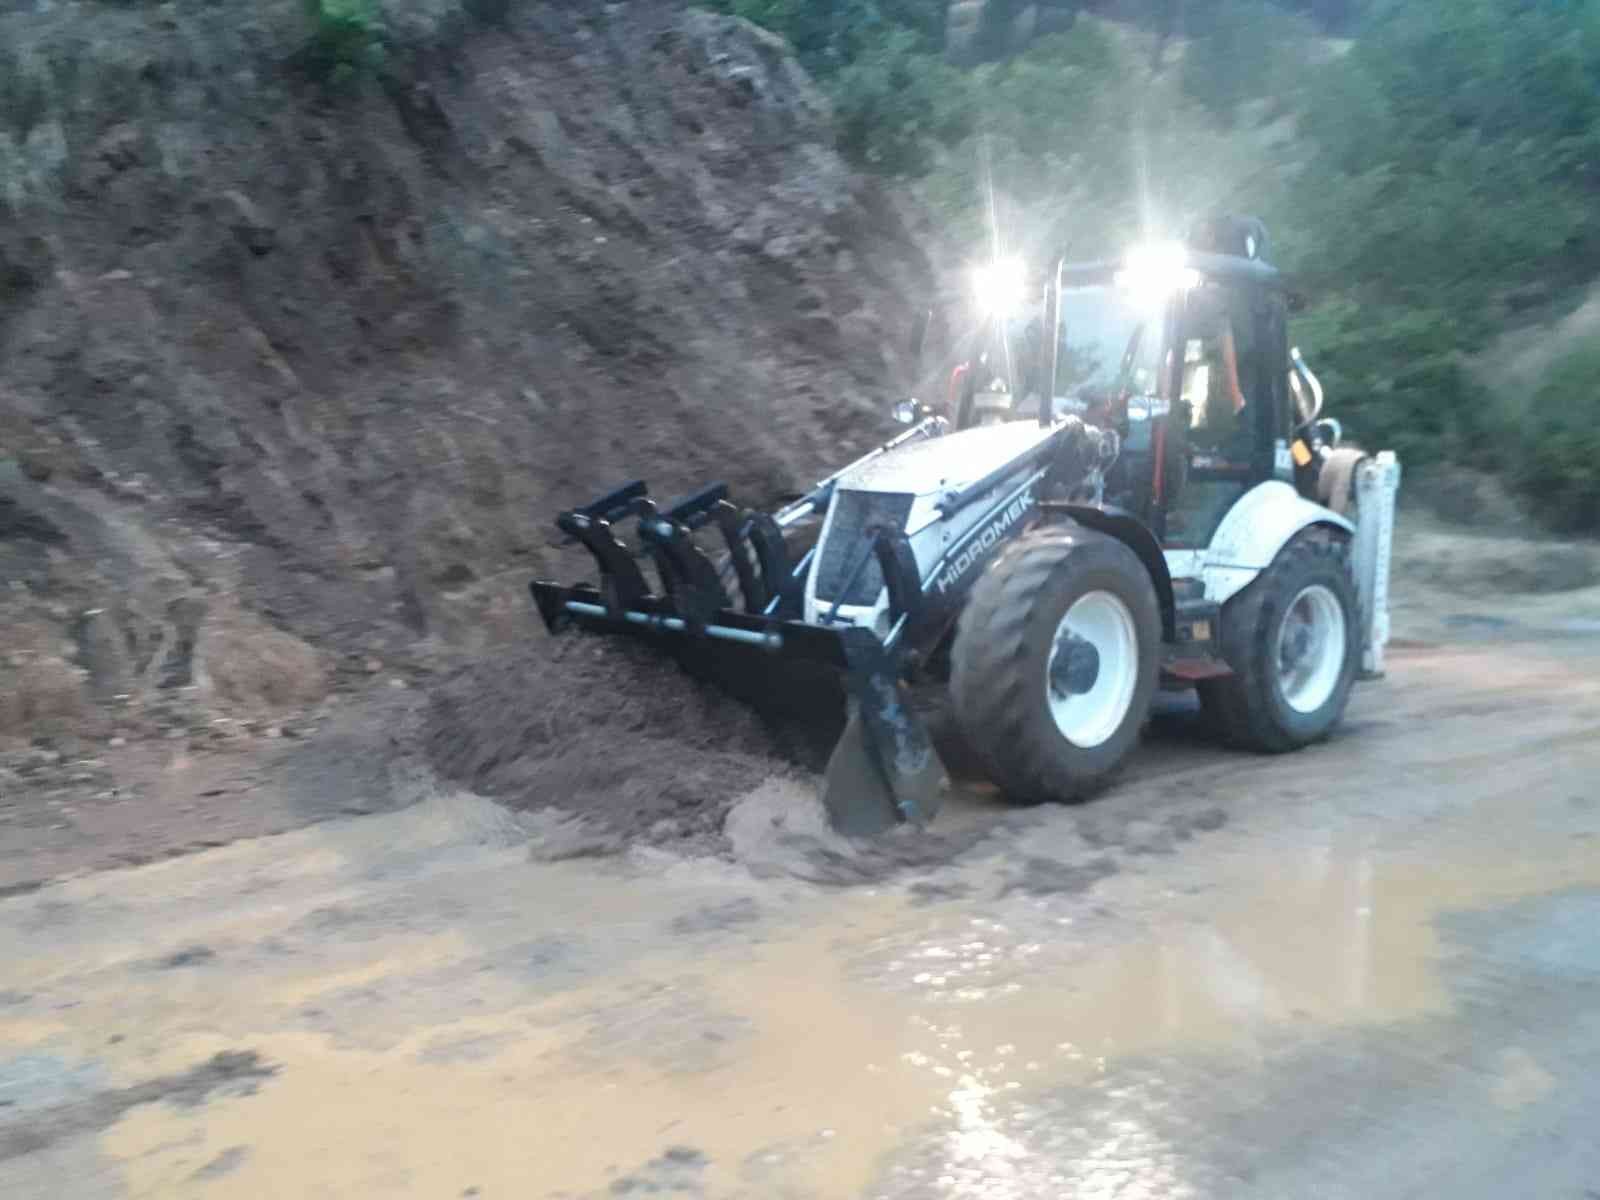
[[2, 634, 1600, 1198], [0, 1052, 275, 1163]]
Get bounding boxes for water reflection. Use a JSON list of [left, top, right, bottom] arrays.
[[887, 836, 1431, 1045], [895, 826, 1600, 1198], [876, 839, 1451, 1198], [11, 789, 1596, 1200]]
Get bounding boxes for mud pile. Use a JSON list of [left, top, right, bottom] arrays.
[[0, 0, 934, 751], [422, 638, 829, 850]]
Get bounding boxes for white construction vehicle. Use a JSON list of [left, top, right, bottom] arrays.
[[532, 216, 1402, 834]]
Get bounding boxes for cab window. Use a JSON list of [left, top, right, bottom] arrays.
[[1179, 286, 1260, 457]]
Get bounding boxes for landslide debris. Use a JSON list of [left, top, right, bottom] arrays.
[[1, 0, 934, 757]]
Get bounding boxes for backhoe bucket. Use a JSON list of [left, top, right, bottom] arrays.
[[530, 479, 947, 834]]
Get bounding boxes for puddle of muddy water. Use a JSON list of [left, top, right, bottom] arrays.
[[3, 779, 1599, 1200], [45, 835, 1597, 1198]]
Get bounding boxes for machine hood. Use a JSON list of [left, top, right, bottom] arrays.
[[838, 421, 1059, 498]]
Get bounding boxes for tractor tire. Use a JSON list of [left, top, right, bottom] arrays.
[[950, 524, 1161, 805], [1199, 528, 1360, 752]]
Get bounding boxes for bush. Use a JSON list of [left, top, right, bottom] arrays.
[[1273, 0, 1600, 521], [304, 0, 384, 83], [1284, 297, 1483, 466], [830, 30, 973, 174], [1506, 339, 1600, 532], [1180, 0, 1317, 124], [970, 0, 1033, 62]]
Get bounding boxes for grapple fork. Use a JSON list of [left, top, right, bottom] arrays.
[[533, 478, 947, 835]]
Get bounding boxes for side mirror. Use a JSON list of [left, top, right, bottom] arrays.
[[892, 398, 922, 425]]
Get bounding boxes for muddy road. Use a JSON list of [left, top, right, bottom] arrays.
[[4, 617, 1600, 1197]]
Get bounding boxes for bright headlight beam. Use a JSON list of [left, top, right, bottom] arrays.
[[1114, 241, 1200, 305], [971, 256, 1027, 318]]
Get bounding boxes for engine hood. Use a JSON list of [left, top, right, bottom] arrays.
[[839, 421, 1059, 497]]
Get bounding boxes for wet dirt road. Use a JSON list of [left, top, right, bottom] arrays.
[[4, 634, 1600, 1199]]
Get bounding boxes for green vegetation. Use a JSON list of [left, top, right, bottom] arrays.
[[1512, 339, 1600, 531], [1179, 0, 1316, 122], [304, 0, 385, 83], [1289, 0, 1600, 477], [830, 30, 973, 174], [710, 0, 1600, 531]]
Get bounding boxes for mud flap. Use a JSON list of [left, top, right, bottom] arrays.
[[822, 630, 948, 837]]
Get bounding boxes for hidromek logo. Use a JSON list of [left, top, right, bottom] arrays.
[[933, 488, 1034, 595]]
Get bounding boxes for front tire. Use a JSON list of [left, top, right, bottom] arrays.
[[950, 525, 1161, 804], [1199, 528, 1360, 752]]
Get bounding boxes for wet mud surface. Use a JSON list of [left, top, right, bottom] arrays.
[[0, 1052, 274, 1164], [3, 635, 1600, 1198], [421, 638, 834, 856], [10, 510, 1600, 894]]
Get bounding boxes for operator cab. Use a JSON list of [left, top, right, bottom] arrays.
[[1043, 216, 1305, 550]]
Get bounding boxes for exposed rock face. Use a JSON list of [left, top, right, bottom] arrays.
[[0, 0, 935, 738]]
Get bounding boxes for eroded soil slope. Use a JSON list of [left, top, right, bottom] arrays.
[[0, 0, 933, 745]]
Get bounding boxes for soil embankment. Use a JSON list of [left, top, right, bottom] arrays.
[[1, 0, 933, 744], [1, 0, 939, 871]]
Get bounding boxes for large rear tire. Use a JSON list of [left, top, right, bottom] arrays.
[[950, 525, 1161, 805], [1199, 528, 1359, 752]]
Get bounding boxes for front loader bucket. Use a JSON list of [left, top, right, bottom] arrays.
[[532, 579, 948, 833], [529, 478, 947, 834]]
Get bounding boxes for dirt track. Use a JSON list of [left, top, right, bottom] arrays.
[[4, 602, 1600, 1197]]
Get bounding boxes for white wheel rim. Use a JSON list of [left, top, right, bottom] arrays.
[[1277, 584, 1346, 715], [1046, 591, 1140, 748]]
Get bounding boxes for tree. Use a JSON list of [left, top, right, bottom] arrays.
[[1283, 0, 1600, 500]]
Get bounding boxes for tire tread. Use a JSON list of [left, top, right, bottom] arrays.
[[951, 525, 1160, 804], [1200, 528, 1359, 753]]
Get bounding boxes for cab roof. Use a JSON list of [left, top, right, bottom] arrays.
[[1055, 252, 1284, 290]]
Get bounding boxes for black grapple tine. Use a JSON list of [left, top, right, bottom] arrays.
[[538, 474, 952, 839], [555, 510, 651, 617], [745, 513, 801, 615], [663, 482, 731, 529], [558, 480, 651, 548], [579, 479, 649, 522], [637, 509, 730, 631], [712, 501, 766, 613]]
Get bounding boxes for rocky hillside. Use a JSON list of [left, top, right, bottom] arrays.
[[0, 0, 934, 743]]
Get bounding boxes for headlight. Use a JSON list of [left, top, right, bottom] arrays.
[[1114, 242, 1200, 304], [971, 256, 1027, 318]]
